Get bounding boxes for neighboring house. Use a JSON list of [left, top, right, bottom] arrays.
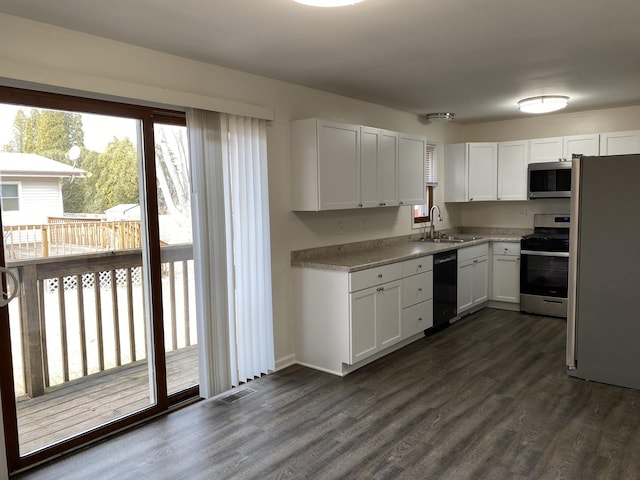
[[105, 203, 140, 221], [0, 152, 87, 225]]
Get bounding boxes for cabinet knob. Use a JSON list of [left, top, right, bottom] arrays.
[[418, 317, 423, 322], [418, 287, 422, 292], [469, 198, 474, 201], [473, 259, 478, 263], [358, 203, 363, 207], [377, 274, 383, 279], [417, 264, 422, 269], [377, 287, 385, 293], [399, 201, 404, 205], [504, 248, 508, 253]]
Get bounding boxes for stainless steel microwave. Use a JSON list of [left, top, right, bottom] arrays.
[[528, 161, 572, 199]]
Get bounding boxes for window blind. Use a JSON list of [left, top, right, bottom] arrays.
[[425, 143, 437, 186]]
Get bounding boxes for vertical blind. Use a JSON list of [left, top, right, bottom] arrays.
[[425, 142, 438, 186], [187, 110, 275, 397], [221, 114, 275, 387]]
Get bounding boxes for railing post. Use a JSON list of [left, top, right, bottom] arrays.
[[19, 264, 46, 397], [41, 225, 49, 258]]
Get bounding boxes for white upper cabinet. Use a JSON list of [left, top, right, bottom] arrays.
[[291, 119, 424, 211], [398, 133, 427, 205], [497, 140, 528, 201], [529, 134, 599, 163], [467, 143, 498, 202], [360, 126, 382, 208], [378, 129, 400, 206], [291, 118, 360, 211], [563, 134, 599, 159], [529, 137, 564, 163], [600, 130, 640, 155], [445, 142, 508, 202]]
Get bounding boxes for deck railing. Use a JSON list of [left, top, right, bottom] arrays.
[[8, 244, 195, 398], [4, 220, 142, 260]]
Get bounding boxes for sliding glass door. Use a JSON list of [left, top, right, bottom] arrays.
[[0, 87, 198, 473]]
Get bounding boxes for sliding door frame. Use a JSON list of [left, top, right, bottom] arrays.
[[0, 85, 196, 473]]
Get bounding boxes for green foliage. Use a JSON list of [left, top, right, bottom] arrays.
[[2, 108, 140, 214]]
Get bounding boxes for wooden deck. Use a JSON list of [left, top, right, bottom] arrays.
[[16, 345, 198, 455]]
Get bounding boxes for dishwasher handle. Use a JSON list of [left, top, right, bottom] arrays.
[[434, 253, 457, 265]]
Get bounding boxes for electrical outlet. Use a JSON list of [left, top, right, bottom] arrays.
[[337, 221, 344, 234]]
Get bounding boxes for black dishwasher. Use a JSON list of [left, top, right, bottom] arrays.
[[432, 250, 458, 329]]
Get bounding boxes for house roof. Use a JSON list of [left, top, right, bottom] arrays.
[[0, 152, 87, 178]]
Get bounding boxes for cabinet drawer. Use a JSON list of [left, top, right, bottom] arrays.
[[492, 242, 520, 256], [402, 255, 433, 276], [349, 262, 403, 292], [458, 243, 489, 262], [402, 271, 433, 308], [402, 299, 433, 338]]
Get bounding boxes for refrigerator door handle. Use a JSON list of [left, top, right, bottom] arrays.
[[566, 157, 581, 370]]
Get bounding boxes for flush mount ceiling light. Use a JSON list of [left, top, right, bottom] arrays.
[[425, 112, 455, 122], [293, 0, 365, 6], [518, 95, 569, 114]]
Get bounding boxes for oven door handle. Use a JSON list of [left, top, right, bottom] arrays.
[[520, 250, 570, 258]]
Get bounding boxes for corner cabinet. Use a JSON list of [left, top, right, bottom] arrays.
[[446, 142, 526, 202], [291, 118, 426, 211], [457, 244, 489, 314]]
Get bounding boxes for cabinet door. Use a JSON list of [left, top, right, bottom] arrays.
[[376, 280, 403, 350], [498, 141, 528, 201], [600, 130, 640, 155], [467, 143, 498, 201], [379, 129, 399, 206], [492, 255, 520, 303], [471, 256, 489, 306], [360, 127, 380, 208], [350, 286, 378, 363], [457, 259, 474, 312], [529, 137, 563, 163], [398, 133, 426, 205], [318, 121, 360, 210], [564, 134, 599, 159]]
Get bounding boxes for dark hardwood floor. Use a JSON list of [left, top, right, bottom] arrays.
[[15, 308, 640, 480]]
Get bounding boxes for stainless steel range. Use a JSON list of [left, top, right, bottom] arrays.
[[520, 214, 570, 317]]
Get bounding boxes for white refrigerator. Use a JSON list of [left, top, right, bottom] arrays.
[[567, 154, 640, 390]]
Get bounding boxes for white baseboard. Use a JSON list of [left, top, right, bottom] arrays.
[[275, 354, 296, 372]]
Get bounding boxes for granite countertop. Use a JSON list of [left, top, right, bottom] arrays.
[[291, 228, 529, 273]]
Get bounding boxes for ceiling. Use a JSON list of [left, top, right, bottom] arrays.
[[1, 0, 639, 123]]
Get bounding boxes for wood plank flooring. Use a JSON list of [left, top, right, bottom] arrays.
[[15, 309, 640, 480]]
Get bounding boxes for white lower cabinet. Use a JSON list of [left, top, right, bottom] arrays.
[[457, 244, 489, 314], [294, 255, 433, 376], [350, 279, 402, 364], [491, 242, 520, 304]]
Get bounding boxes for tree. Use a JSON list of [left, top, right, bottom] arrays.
[[87, 137, 139, 213]]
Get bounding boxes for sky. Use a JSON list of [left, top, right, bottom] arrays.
[[0, 103, 138, 154]]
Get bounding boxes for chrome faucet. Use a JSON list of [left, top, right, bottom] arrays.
[[428, 205, 443, 239]]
